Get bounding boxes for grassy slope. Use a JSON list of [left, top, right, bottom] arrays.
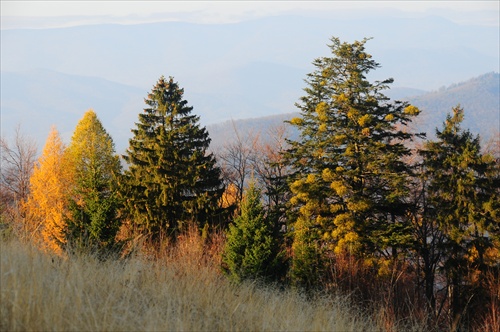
[[1, 231, 381, 332]]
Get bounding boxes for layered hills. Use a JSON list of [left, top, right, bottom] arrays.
[[1, 16, 498, 152], [207, 72, 500, 149]]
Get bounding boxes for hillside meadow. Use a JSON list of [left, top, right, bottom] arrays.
[[0, 226, 405, 332]]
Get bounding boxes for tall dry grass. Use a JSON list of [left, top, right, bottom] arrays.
[[1, 227, 381, 332]]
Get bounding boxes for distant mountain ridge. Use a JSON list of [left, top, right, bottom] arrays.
[[406, 72, 500, 140], [1, 69, 146, 151], [2, 15, 497, 90], [1, 15, 498, 152], [207, 72, 500, 149], [1, 69, 497, 154]]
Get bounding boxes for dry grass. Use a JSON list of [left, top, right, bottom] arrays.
[[1, 228, 381, 332]]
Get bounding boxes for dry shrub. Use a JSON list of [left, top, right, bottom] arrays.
[[476, 269, 500, 332], [324, 251, 428, 332]]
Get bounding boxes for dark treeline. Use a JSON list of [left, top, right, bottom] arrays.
[[1, 37, 499, 332]]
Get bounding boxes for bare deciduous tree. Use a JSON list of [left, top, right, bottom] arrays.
[[216, 121, 259, 210], [250, 124, 291, 212], [483, 131, 500, 161], [1, 125, 38, 223]]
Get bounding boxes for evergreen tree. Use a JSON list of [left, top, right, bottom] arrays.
[[120, 76, 224, 241], [419, 106, 500, 329], [285, 37, 423, 285], [289, 206, 325, 289], [65, 110, 122, 255], [24, 126, 72, 254], [222, 182, 284, 282]]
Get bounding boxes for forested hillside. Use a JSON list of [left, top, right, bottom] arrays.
[[408, 72, 499, 141]]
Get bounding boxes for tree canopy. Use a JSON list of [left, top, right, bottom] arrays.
[[65, 110, 122, 254], [120, 76, 224, 241], [222, 182, 285, 282], [285, 37, 423, 284], [24, 126, 72, 254], [418, 106, 500, 328]]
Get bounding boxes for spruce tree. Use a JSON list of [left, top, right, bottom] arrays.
[[120, 76, 224, 241], [65, 110, 122, 255], [419, 106, 499, 329], [285, 37, 423, 285], [222, 182, 284, 282]]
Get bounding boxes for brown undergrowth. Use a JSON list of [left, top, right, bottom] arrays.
[[1, 225, 379, 332]]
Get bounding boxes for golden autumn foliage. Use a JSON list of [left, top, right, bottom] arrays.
[[23, 126, 73, 255], [357, 114, 372, 127], [289, 117, 304, 126], [64, 110, 122, 252], [66, 109, 120, 183], [315, 102, 329, 122], [220, 183, 239, 209], [403, 105, 420, 115]]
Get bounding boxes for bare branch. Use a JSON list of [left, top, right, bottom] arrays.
[[1, 125, 38, 210]]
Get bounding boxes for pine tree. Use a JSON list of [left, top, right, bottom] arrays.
[[222, 182, 284, 282], [120, 76, 224, 242], [419, 106, 500, 329], [24, 126, 72, 254], [65, 110, 122, 255], [285, 37, 423, 285]]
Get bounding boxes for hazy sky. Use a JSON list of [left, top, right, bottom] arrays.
[[1, 1, 498, 150], [2, 1, 499, 29]]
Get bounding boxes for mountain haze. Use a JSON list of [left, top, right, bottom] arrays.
[[1, 69, 145, 149], [1, 15, 498, 152], [207, 72, 500, 149], [407, 72, 500, 140]]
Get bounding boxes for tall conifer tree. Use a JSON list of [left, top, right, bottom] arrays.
[[120, 76, 224, 241], [419, 106, 499, 329], [285, 37, 423, 285], [24, 126, 72, 254], [65, 110, 122, 254]]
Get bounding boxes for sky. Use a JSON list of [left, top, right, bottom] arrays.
[[1, 1, 498, 151], [1, 1, 499, 29]]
